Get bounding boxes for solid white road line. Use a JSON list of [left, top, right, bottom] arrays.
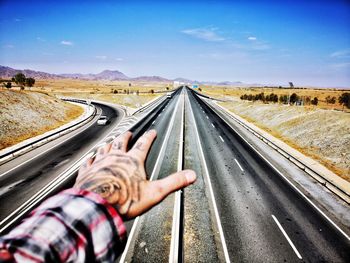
[[219, 136, 224, 142], [206, 100, 350, 242], [211, 123, 215, 128], [272, 215, 302, 259], [234, 159, 244, 172], [169, 89, 185, 262], [188, 94, 231, 263], [119, 93, 182, 263], [0, 113, 98, 179], [152, 120, 155, 125]]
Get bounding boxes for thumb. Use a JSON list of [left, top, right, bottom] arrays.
[[152, 169, 196, 202]]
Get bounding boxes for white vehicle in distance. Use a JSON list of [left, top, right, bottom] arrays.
[[97, 115, 109, 125], [166, 93, 171, 98]]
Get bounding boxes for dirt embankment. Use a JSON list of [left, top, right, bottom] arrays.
[[220, 98, 350, 181], [0, 90, 84, 150]]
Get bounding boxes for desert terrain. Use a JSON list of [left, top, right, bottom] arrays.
[[200, 86, 350, 181], [0, 90, 83, 149]]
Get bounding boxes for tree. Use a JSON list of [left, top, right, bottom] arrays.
[[290, 93, 299, 104], [25, 77, 35, 87], [325, 95, 336, 104], [13, 73, 26, 86], [311, 97, 318, 106], [338, 92, 350, 109], [279, 94, 288, 104], [3, 82, 12, 89]]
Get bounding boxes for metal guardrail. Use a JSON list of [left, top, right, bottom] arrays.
[[203, 98, 350, 204], [0, 99, 96, 163]]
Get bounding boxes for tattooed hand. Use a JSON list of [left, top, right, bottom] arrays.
[[74, 130, 196, 219]]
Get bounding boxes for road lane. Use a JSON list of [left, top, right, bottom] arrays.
[[188, 88, 350, 262], [122, 89, 184, 262]]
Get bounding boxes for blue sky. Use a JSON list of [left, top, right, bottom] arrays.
[[0, 0, 349, 87]]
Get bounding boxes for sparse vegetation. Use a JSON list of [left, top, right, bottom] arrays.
[[25, 77, 35, 87], [13, 73, 26, 87], [325, 95, 336, 104], [3, 82, 11, 89], [198, 85, 350, 180], [339, 92, 350, 109], [311, 97, 318, 106]]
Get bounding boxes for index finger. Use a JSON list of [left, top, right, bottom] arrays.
[[128, 129, 157, 161]]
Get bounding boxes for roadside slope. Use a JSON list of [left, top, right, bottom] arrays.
[[220, 98, 350, 181], [0, 90, 83, 150]]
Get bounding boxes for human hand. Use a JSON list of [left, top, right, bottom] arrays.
[[74, 130, 196, 219]]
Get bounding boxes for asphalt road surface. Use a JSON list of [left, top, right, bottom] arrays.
[[120, 87, 350, 262]]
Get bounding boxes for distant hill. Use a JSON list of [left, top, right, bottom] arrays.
[[0, 65, 251, 85], [130, 76, 171, 82], [0, 66, 63, 79], [61, 69, 129, 81]]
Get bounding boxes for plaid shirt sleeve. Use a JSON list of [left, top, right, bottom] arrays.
[[0, 188, 127, 262]]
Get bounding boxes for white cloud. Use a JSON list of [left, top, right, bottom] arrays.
[[330, 49, 350, 58], [95, 55, 107, 60], [14, 18, 21, 22], [248, 36, 257, 41], [181, 27, 225, 42], [115, 58, 123, 61], [60, 40, 74, 46]]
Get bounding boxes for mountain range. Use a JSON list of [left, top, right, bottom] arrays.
[[0, 65, 255, 86]]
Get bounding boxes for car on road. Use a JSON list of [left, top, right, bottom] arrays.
[[97, 115, 109, 125]]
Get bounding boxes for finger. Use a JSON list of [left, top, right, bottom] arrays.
[[128, 129, 157, 161], [110, 131, 133, 153], [124, 170, 196, 219], [94, 143, 110, 161], [78, 153, 94, 173], [152, 170, 196, 200]]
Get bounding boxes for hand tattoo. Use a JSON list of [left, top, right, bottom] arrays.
[[76, 154, 144, 214], [74, 130, 197, 219]]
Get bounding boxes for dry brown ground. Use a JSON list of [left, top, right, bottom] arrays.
[[32, 79, 170, 108], [198, 86, 350, 181], [34, 79, 172, 94], [0, 90, 83, 150], [201, 85, 349, 112]]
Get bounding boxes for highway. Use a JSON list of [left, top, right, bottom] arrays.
[[0, 87, 349, 262], [120, 87, 350, 262], [0, 102, 124, 223]]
